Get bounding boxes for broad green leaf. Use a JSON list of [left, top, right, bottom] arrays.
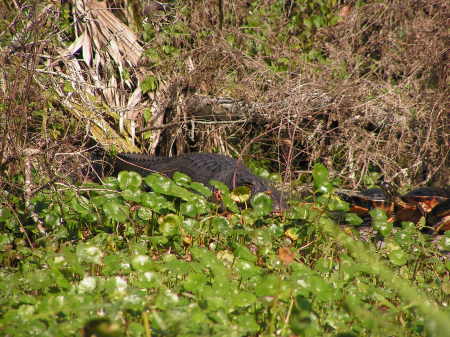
[[70, 195, 91, 215], [180, 202, 198, 217], [121, 189, 142, 202], [183, 273, 208, 293], [327, 197, 349, 211], [191, 196, 210, 215], [369, 208, 388, 222], [140, 192, 174, 212], [140, 75, 158, 93], [189, 182, 212, 197], [131, 254, 151, 271], [210, 216, 231, 235], [375, 221, 393, 236], [313, 163, 329, 185], [137, 207, 152, 220], [345, 212, 364, 226], [231, 292, 257, 308], [231, 186, 251, 203], [251, 192, 273, 216], [118, 171, 142, 191], [234, 259, 261, 279], [183, 218, 200, 234], [172, 171, 191, 184], [0, 207, 13, 221], [255, 274, 281, 297], [388, 249, 408, 266], [316, 181, 334, 194], [158, 214, 182, 237], [235, 314, 259, 333], [136, 271, 161, 289], [233, 243, 257, 263], [45, 213, 61, 227], [286, 205, 309, 220], [145, 174, 197, 201], [209, 180, 230, 193], [76, 244, 103, 265], [103, 200, 129, 222]]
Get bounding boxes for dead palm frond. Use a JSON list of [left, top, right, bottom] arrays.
[[34, 0, 168, 153]]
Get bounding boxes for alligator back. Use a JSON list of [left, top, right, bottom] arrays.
[[114, 152, 285, 210]]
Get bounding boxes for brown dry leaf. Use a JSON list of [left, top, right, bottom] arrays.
[[278, 247, 296, 265], [339, 6, 352, 18]]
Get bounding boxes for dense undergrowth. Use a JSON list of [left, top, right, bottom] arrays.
[[1, 164, 449, 337], [0, 0, 449, 336]]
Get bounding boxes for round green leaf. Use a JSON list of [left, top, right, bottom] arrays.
[[121, 189, 142, 202], [231, 292, 257, 308], [234, 259, 261, 279], [369, 208, 388, 222], [145, 173, 197, 201], [316, 181, 334, 194], [0, 207, 13, 222], [189, 182, 212, 197], [388, 249, 408, 266], [101, 177, 120, 190], [235, 314, 259, 333], [231, 186, 251, 203], [251, 192, 273, 216], [76, 244, 103, 264], [173, 171, 191, 184], [183, 273, 208, 292], [286, 205, 309, 220], [401, 221, 416, 231], [137, 207, 152, 220], [327, 197, 349, 211], [191, 196, 210, 215], [309, 275, 335, 301], [183, 218, 200, 234], [234, 243, 257, 263], [312, 163, 329, 186], [211, 216, 231, 235], [144, 174, 171, 193], [255, 274, 281, 297], [140, 192, 174, 212], [140, 75, 159, 93], [45, 213, 61, 227], [70, 195, 91, 215], [158, 214, 182, 237], [118, 171, 142, 191], [103, 200, 129, 222], [180, 202, 198, 217], [131, 254, 151, 271], [345, 213, 364, 226], [209, 180, 230, 193], [374, 220, 393, 236]]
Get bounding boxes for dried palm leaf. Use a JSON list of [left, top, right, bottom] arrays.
[[38, 0, 168, 152]]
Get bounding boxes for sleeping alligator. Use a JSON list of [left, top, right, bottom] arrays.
[[110, 152, 285, 211]]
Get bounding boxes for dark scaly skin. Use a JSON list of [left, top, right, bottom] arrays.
[[426, 199, 450, 233], [400, 187, 450, 213], [338, 188, 394, 218], [339, 185, 450, 231], [113, 153, 286, 211], [397, 187, 450, 230]]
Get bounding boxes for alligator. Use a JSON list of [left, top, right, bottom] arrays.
[[110, 152, 286, 211]]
